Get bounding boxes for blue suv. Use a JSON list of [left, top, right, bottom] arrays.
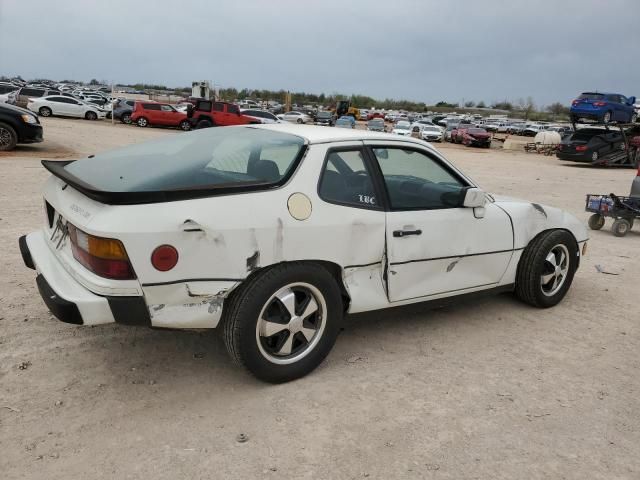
[[571, 92, 637, 124]]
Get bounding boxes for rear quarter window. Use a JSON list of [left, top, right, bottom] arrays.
[[143, 104, 161, 110]]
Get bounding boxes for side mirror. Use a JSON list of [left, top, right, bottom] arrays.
[[463, 187, 487, 209], [628, 96, 636, 105]]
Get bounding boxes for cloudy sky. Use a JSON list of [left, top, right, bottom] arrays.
[[1, 0, 639, 106]]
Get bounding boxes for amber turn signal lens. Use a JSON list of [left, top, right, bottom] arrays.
[[151, 245, 178, 272]]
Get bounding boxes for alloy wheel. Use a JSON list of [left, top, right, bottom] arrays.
[[0, 127, 12, 148], [540, 244, 570, 297], [256, 282, 326, 365]]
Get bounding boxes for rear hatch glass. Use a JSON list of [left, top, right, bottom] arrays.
[[60, 127, 305, 200]]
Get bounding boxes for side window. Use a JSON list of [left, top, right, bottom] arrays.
[[47, 97, 63, 103], [619, 95, 627, 104], [212, 102, 224, 112], [198, 101, 212, 111], [372, 147, 466, 210], [160, 105, 173, 112], [318, 150, 378, 208], [227, 104, 240, 114], [143, 104, 161, 111]]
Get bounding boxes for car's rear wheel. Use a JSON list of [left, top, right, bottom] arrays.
[[515, 230, 578, 308], [297, 118, 303, 124], [39, 107, 52, 117], [602, 111, 612, 123], [612, 219, 631, 237], [136, 117, 148, 127], [179, 120, 191, 131], [222, 263, 343, 383], [196, 119, 212, 129], [85, 111, 97, 121], [631, 113, 637, 124], [0, 122, 18, 151], [121, 112, 132, 124], [588, 213, 606, 230], [591, 151, 599, 162]]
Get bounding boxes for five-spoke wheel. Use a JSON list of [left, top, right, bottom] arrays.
[[516, 230, 578, 308], [256, 283, 326, 364], [223, 263, 342, 383], [540, 244, 570, 297]]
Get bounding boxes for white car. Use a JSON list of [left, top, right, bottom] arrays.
[[20, 125, 588, 383], [280, 111, 311, 124], [28, 95, 106, 120], [240, 108, 280, 124], [392, 120, 412, 136], [421, 125, 444, 142]]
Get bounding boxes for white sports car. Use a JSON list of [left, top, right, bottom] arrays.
[[20, 125, 588, 382]]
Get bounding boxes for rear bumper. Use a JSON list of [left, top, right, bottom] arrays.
[[20, 231, 150, 326], [556, 152, 590, 162]]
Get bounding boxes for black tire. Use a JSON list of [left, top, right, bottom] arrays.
[[121, 113, 132, 124], [136, 117, 148, 127], [85, 111, 97, 121], [588, 214, 605, 230], [196, 119, 212, 129], [297, 118, 303, 124], [602, 111, 612, 124], [39, 107, 52, 117], [222, 262, 343, 383], [612, 219, 631, 237], [179, 120, 191, 131], [0, 122, 18, 151], [515, 230, 578, 308], [631, 113, 638, 124]]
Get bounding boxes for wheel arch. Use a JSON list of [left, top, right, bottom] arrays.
[[231, 260, 351, 312], [519, 227, 581, 270]]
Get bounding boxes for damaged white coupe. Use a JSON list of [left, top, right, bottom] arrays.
[[20, 125, 588, 382]]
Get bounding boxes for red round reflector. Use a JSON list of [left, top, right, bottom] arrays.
[[151, 245, 178, 271]]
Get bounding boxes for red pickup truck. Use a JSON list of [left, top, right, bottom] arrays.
[[188, 100, 259, 128]]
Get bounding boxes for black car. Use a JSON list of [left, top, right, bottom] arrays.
[[556, 128, 624, 163], [0, 103, 43, 151]]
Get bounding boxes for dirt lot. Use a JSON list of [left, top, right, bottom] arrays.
[[1, 118, 639, 480]]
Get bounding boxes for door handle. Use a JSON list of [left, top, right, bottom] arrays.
[[393, 229, 422, 238]]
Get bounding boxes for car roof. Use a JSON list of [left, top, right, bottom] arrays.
[[251, 123, 432, 148]]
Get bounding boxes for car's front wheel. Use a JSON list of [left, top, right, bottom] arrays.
[[515, 230, 578, 308], [222, 263, 343, 383], [0, 122, 18, 151], [179, 120, 191, 131], [631, 113, 637, 124], [121, 113, 132, 124]]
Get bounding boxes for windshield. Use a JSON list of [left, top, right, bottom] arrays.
[[424, 126, 439, 132], [317, 112, 331, 118], [64, 127, 305, 192], [396, 122, 410, 129], [368, 119, 383, 126]]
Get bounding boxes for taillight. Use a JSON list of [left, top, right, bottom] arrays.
[[572, 100, 579, 106], [593, 101, 606, 107], [68, 224, 135, 280], [151, 245, 178, 271], [575, 145, 588, 152]]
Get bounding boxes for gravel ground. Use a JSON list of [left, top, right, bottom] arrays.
[[1, 117, 638, 480]]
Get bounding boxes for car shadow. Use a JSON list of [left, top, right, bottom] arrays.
[[66, 291, 524, 391]]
